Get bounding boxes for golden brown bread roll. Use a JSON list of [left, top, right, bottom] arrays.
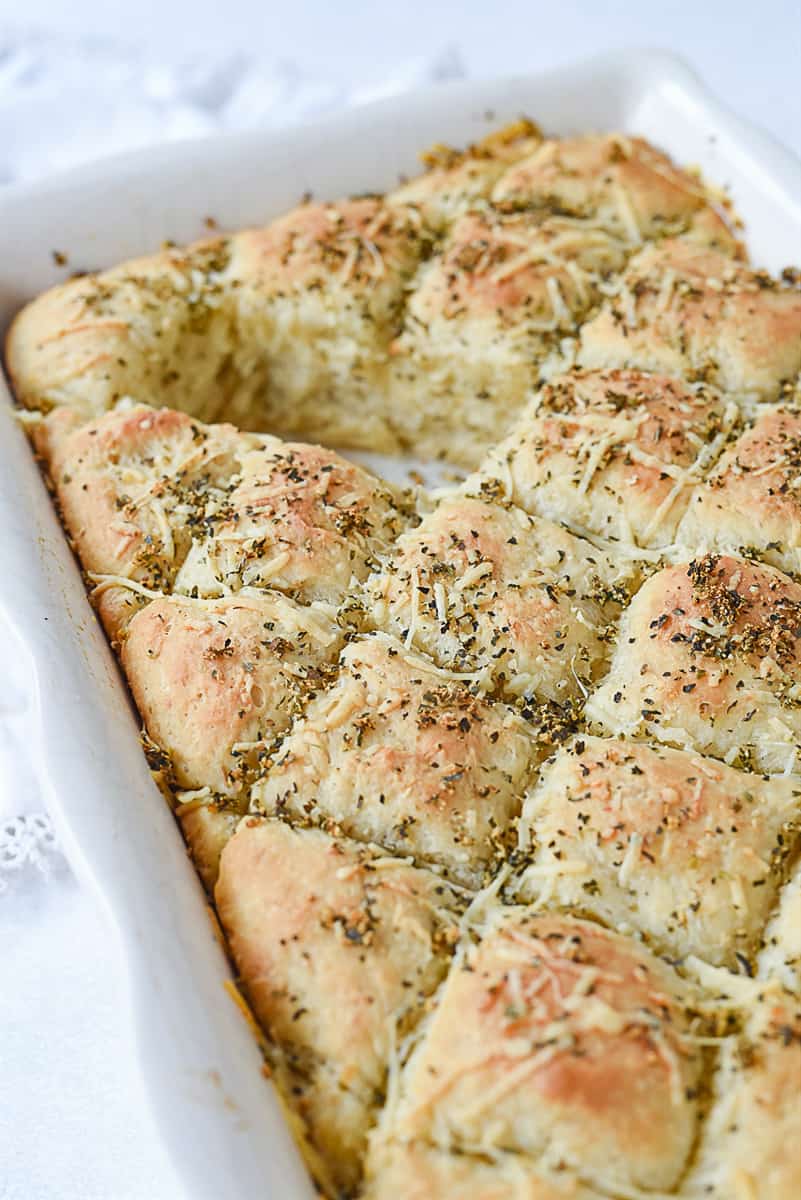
[[366, 491, 628, 703], [518, 734, 801, 966], [215, 818, 465, 1194], [252, 633, 536, 886], [370, 910, 704, 1195], [492, 133, 740, 249], [579, 239, 801, 400], [476, 367, 737, 548], [7, 239, 239, 422], [225, 198, 428, 451], [389, 212, 627, 465], [677, 405, 801, 576], [120, 591, 342, 795], [44, 403, 250, 591], [173, 435, 408, 606], [586, 554, 801, 774]]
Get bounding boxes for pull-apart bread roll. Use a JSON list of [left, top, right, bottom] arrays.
[[43, 403, 252, 595], [172, 435, 407, 606], [587, 554, 801, 774], [120, 591, 342, 796], [252, 633, 536, 886], [476, 368, 737, 548], [677, 405, 801, 576], [215, 819, 465, 1195], [579, 240, 801, 401], [518, 734, 801, 967], [491, 132, 739, 249], [387, 118, 543, 232], [389, 212, 627, 465], [42, 401, 407, 621], [8, 117, 801, 1199], [226, 198, 428, 450], [366, 491, 628, 704], [367, 912, 703, 1196], [6, 238, 237, 422]]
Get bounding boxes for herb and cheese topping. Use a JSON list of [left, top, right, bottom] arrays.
[[8, 119, 801, 1200]]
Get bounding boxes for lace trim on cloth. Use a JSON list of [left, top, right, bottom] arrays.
[[0, 814, 64, 893]]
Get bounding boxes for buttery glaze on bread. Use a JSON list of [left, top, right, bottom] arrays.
[[8, 120, 801, 1199]]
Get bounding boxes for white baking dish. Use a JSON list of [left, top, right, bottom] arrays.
[[1, 50, 799, 1200]]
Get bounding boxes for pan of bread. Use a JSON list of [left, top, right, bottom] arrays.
[[3, 53, 801, 1200]]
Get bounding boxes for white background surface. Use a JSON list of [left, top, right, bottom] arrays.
[[0, 4, 799, 1200], [9, 0, 801, 157]]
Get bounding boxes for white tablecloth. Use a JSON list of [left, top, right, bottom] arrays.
[[1, 4, 799, 1196]]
